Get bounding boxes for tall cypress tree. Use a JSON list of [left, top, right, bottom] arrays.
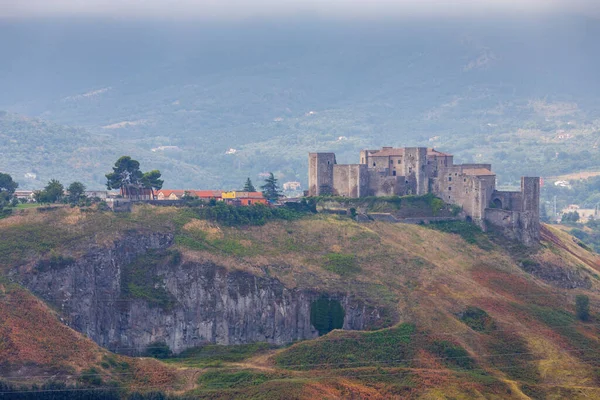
[[260, 173, 282, 202], [243, 177, 256, 192]]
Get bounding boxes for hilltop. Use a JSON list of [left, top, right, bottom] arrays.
[[1, 204, 600, 398]]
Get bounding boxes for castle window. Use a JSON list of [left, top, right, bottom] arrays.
[[393, 170, 396, 176], [398, 160, 401, 164], [455, 173, 458, 176], [448, 177, 452, 182], [464, 178, 466, 182], [373, 162, 376, 167], [409, 167, 412, 173], [390, 160, 393, 164], [448, 187, 452, 191], [327, 161, 330, 164]]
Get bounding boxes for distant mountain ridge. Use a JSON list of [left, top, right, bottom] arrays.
[[1, 17, 599, 189]]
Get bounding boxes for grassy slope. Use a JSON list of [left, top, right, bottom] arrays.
[[2, 205, 600, 398]]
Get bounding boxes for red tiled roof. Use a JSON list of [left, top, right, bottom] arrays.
[[427, 148, 452, 157], [463, 168, 496, 176]]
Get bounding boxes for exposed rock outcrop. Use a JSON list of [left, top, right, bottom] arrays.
[[12, 233, 382, 355]]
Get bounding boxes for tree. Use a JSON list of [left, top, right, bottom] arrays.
[[36, 179, 64, 203], [105, 156, 144, 199], [260, 172, 282, 202], [0, 172, 18, 209], [576, 295, 590, 321], [141, 170, 163, 199], [67, 181, 86, 204], [243, 178, 256, 192]]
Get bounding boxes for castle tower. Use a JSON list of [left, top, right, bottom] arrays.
[[521, 177, 541, 235], [403, 147, 428, 195], [308, 153, 336, 196]]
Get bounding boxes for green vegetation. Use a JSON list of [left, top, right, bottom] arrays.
[[34, 179, 64, 204], [522, 304, 600, 365], [197, 370, 271, 389], [0, 172, 18, 211], [275, 323, 416, 370], [120, 250, 177, 309], [106, 156, 163, 199], [576, 295, 590, 321], [79, 367, 103, 386], [260, 172, 282, 202], [243, 178, 256, 192], [487, 331, 540, 383], [321, 253, 360, 276], [459, 307, 496, 333], [427, 220, 492, 249], [172, 343, 276, 368], [310, 297, 345, 336], [429, 340, 476, 370], [144, 341, 172, 359], [66, 181, 86, 205], [190, 202, 310, 227]]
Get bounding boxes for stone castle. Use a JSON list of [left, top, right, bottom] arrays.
[[308, 147, 540, 245]]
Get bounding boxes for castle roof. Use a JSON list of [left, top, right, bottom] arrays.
[[366, 147, 452, 157], [463, 168, 496, 176]]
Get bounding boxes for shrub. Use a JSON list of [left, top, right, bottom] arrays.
[[322, 253, 361, 276], [79, 367, 103, 386], [310, 297, 345, 335], [459, 307, 496, 333], [144, 341, 172, 359], [429, 340, 476, 370], [576, 295, 590, 321]]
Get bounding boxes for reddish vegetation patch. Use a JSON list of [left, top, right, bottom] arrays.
[[541, 225, 600, 272], [0, 286, 99, 369], [129, 358, 179, 391], [413, 349, 447, 370], [471, 265, 560, 308]]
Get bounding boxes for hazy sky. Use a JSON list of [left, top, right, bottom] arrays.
[[2, 0, 599, 19]]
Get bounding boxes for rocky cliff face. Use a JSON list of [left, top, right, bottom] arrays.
[[12, 233, 382, 355]]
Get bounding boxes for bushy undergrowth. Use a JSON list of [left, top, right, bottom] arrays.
[[459, 307, 496, 333], [428, 340, 476, 370], [427, 221, 492, 249], [172, 343, 276, 367], [197, 370, 271, 389], [310, 297, 345, 336], [120, 250, 177, 310], [275, 323, 416, 370], [144, 341, 172, 359], [191, 203, 310, 227], [322, 253, 361, 276]]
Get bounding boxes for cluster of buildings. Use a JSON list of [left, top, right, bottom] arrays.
[[155, 190, 267, 205], [309, 146, 540, 245], [13, 189, 267, 206]]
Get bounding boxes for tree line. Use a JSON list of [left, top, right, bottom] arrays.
[[0, 156, 284, 212]]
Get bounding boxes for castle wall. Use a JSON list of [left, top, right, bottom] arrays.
[[491, 191, 522, 211], [308, 153, 336, 196], [366, 170, 404, 196], [332, 164, 368, 197], [485, 209, 540, 246]]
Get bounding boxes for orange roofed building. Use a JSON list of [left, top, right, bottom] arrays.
[[156, 190, 266, 205]]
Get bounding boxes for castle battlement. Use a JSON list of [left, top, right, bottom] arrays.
[[309, 147, 540, 245]]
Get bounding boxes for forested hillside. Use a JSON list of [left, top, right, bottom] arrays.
[[1, 17, 599, 190]]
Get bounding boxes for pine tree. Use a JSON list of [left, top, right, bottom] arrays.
[[243, 177, 256, 192], [260, 172, 282, 202]]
